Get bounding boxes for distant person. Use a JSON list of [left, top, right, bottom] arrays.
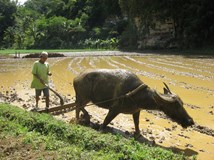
[[31, 51, 52, 110]]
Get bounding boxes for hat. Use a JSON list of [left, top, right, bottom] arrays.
[[40, 51, 48, 58]]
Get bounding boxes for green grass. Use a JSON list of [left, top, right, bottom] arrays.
[[0, 103, 196, 160], [0, 49, 112, 55], [1, 48, 213, 56]]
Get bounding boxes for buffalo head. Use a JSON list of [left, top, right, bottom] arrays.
[[153, 83, 194, 128]]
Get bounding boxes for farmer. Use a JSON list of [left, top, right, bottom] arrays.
[[31, 51, 52, 110]]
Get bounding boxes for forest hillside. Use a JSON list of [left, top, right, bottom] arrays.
[[0, 0, 213, 50]]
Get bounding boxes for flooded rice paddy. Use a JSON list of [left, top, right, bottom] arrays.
[[0, 51, 214, 160]]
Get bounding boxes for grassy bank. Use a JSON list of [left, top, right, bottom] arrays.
[[0, 104, 195, 160], [0, 49, 110, 55], [0, 48, 213, 56]]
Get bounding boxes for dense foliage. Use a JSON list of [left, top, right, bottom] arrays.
[[119, 0, 214, 49], [0, 104, 195, 159], [0, 0, 213, 50]]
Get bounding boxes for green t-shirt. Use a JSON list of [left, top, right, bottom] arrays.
[[31, 60, 50, 89]]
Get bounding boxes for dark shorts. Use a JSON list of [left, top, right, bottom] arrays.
[[35, 88, 49, 97]]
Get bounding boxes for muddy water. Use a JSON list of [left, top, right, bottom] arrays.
[[0, 52, 214, 160]]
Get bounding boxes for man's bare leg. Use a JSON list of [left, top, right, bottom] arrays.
[[35, 96, 39, 109], [45, 96, 49, 109]]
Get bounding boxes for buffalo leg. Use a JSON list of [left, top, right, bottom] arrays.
[[133, 111, 140, 134], [75, 94, 82, 119], [100, 110, 119, 130], [75, 94, 90, 120], [75, 103, 90, 124]]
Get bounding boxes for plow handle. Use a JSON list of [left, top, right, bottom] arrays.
[[45, 84, 64, 106]]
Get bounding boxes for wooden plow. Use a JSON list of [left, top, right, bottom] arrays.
[[35, 83, 79, 115], [37, 83, 148, 115], [37, 102, 77, 115]]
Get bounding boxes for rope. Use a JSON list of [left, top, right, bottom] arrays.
[[57, 94, 126, 115], [75, 84, 148, 109], [45, 84, 148, 115]]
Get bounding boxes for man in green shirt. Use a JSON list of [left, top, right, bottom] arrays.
[[31, 51, 52, 110]]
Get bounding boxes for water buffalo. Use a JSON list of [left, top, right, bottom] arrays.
[[73, 69, 194, 134]]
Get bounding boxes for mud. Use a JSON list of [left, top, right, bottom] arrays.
[[2, 89, 213, 137], [192, 124, 214, 137], [22, 53, 65, 58], [0, 51, 214, 160], [0, 136, 57, 159]]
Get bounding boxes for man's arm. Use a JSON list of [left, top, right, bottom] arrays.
[[33, 74, 45, 85]]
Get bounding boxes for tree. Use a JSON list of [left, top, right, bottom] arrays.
[[0, 0, 17, 47], [119, 0, 214, 49]]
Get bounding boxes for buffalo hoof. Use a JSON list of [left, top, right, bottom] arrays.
[[99, 125, 112, 133], [30, 107, 38, 112], [99, 125, 106, 133], [99, 128, 107, 133], [77, 114, 91, 126], [133, 132, 141, 139], [133, 133, 155, 146]]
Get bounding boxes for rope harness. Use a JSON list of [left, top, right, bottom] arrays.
[[77, 83, 148, 110]]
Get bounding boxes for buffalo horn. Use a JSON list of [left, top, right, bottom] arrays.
[[163, 82, 172, 94], [153, 90, 175, 104]]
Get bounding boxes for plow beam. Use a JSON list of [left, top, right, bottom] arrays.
[[37, 102, 76, 115]]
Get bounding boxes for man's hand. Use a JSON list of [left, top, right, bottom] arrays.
[[39, 78, 45, 85], [48, 72, 52, 76], [34, 74, 45, 85]]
